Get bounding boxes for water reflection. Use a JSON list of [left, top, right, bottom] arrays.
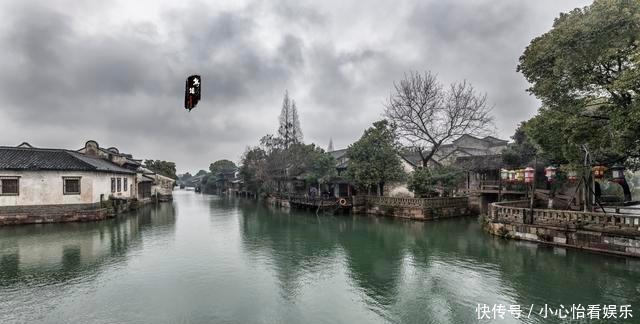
[[238, 203, 640, 324], [1, 193, 640, 324], [0, 202, 176, 287]]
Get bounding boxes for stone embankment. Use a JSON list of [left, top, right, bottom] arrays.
[[0, 197, 163, 226], [485, 200, 640, 257]]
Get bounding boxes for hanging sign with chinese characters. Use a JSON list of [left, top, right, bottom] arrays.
[[184, 75, 201, 111]]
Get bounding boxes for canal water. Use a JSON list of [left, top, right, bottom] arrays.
[[1, 191, 639, 324]]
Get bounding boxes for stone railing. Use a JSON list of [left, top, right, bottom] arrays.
[[490, 200, 640, 230], [355, 195, 468, 209]]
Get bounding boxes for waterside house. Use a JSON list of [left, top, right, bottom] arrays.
[[0, 141, 174, 225]]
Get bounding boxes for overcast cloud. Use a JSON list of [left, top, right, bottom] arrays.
[[0, 0, 591, 173]]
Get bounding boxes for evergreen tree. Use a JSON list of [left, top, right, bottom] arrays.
[[278, 90, 303, 148]]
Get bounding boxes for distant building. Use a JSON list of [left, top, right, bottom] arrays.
[[399, 135, 508, 169], [77, 140, 175, 201], [329, 135, 509, 197]]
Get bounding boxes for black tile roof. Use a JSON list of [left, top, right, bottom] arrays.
[[0, 147, 135, 174]]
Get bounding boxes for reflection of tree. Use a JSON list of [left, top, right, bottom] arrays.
[[239, 203, 413, 306], [238, 203, 340, 299], [406, 218, 640, 321], [240, 206, 640, 323], [334, 217, 409, 307], [0, 202, 176, 286]]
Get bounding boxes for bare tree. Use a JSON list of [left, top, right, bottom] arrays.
[[385, 71, 494, 166]]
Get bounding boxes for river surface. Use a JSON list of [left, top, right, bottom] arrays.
[[1, 190, 639, 323]]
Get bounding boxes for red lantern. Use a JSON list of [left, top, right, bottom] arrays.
[[592, 165, 607, 179], [544, 166, 557, 183], [524, 167, 535, 184]]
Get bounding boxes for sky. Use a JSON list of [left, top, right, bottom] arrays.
[[0, 0, 591, 173]]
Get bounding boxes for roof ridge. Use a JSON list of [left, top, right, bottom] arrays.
[[0, 146, 68, 152], [65, 151, 100, 171]]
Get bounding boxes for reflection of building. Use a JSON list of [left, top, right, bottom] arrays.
[[0, 202, 176, 283]]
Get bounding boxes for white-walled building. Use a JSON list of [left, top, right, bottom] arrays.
[[0, 145, 136, 207]]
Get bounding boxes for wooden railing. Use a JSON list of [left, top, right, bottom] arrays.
[[479, 180, 501, 190], [354, 195, 468, 209], [490, 200, 640, 230]]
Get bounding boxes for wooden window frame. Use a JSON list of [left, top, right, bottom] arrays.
[[0, 176, 20, 196], [111, 178, 116, 193], [117, 178, 122, 192], [124, 178, 128, 191], [63, 177, 81, 195]]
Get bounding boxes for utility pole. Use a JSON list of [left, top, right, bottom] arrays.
[[582, 146, 590, 212], [530, 157, 536, 213]]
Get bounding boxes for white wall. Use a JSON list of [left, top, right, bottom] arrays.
[[0, 170, 135, 206]]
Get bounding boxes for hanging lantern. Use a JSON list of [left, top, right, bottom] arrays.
[[524, 167, 535, 184], [516, 169, 525, 182], [508, 170, 516, 182], [500, 169, 509, 181], [610, 164, 626, 184], [544, 166, 557, 183], [567, 170, 578, 183], [592, 165, 607, 179]]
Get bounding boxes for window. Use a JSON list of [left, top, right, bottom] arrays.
[[63, 177, 81, 195], [117, 178, 121, 192], [124, 178, 128, 191], [0, 177, 19, 195], [111, 178, 116, 192]]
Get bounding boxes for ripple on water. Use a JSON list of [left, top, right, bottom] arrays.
[[2, 193, 640, 324]]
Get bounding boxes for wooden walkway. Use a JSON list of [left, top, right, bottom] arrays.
[[277, 194, 352, 211]]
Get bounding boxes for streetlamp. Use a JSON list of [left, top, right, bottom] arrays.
[[610, 164, 626, 184], [544, 166, 558, 183]]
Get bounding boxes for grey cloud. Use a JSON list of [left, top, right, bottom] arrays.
[[0, 0, 591, 172]]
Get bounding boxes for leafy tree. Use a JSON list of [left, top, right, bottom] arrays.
[[408, 166, 465, 197], [347, 120, 406, 195], [298, 144, 336, 186], [240, 147, 268, 195], [209, 159, 237, 175], [195, 170, 208, 177], [518, 0, 640, 167], [502, 122, 538, 168], [144, 160, 177, 179]]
